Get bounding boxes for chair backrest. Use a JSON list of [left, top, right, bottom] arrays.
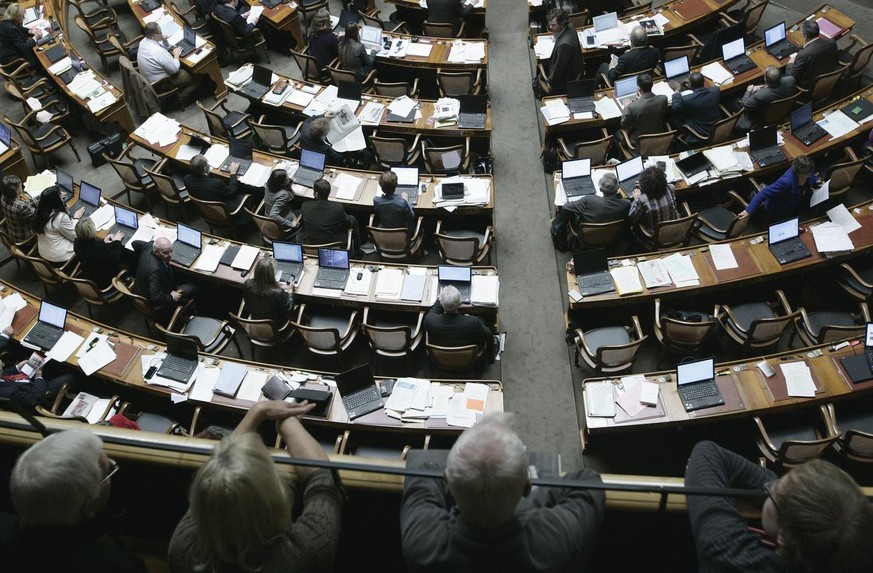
[[841, 430, 873, 462], [106, 154, 144, 189], [659, 315, 716, 350], [567, 10, 589, 28], [777, 436, 838, 466], [434, 233, 481, 266], [723, 210, 750, 240], [708, 112, 741, 146], [197, 99, 229, 138], [421, 142, 468, 174], [108, 35, 130, 61], [807, 67, 843, 108], [743, 0, 769, 37], [422, 21, 455, 38], [637, 130, 677, 157], [595, 335, 645, 370], [846, 41, 873, 80], [251, 120, 296, 154], [300, 231, 351, 256], [373, 80, 416, 98], [328, 65, 360, 86], [362, 322, 414, 353], [64, 274, 107, 305], [145, 167, 185, 204], [3, 114, 38, 149], [746, 311, 800, 347], [291, 50, 325, 83], [359, 10, 384, 29], [3, 81, 26, 104], [436, 70, 480, 97], [113, 276, 157, 321], [231, 312, 285, 345], [190, 196, 232, 227], [368, 225, 412, 259], [246, 207, 286, 245], [371, 135, 411, 166], [824, 148, 867, 199], [24, 253, 62, 286], [295, 323, 342, 353], [211, 13, 241, 46], [73, 14, 96, 40], [622, 1, 652, 17], [559, 134, 613, 164], [814, 320, 866, 344], [662, 43, 700, 67], [570, 219, 626, 249], [760, 92, 797, 125], [426, 342, 483, 371], [651, 212, 697, 249]]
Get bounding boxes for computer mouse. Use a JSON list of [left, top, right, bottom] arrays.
[[357, 272, 363, 281]]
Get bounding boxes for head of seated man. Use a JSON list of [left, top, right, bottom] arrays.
[[801, 19, 820, 42], [763, 65, 782, 88], [598, 172, 619, 196], [636, 72, 654, 95], [637, 165, 669, 198], [153, 236, 174, 263], [190, 154, 212, 177], [629, 25, 647, 48], [379, 171, 398, 197], [0, 175, 22, 203], [143, 21, 164, 42], [439, 285, 463, 314], [687, 71, 705, 90], [309, 117, 330, 141], [313, 178, 331, 200], [547, 8, 569, 34]]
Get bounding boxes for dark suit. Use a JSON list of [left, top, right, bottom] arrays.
[[562, 194, 630, 225], [213, 2, 255, 38], [670, 86, 721, 140], [737, 76, 796, 132], [547, 25, 583, 95], [242, 280, 293, 325], [0, 21, 38, 67], [620, 92, 668, 146], [788, 36, 838, 90], [299, 199, 358, 247], [184, 172, 244, 210], [73, 238, 123, 289], [424, 301, 492, 347], [427, 0, 472, 35], [132, 240, 196, 323], [606, 46, 660, 83], [301, 116, 347, 168]]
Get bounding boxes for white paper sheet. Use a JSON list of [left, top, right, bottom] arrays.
[[637, 259, 672, 288], [231, 245, 259, 270], [809, 179, 829, 207], [827, 203, 862, 233], [333, 173, 363, 200], [593, 97, 621, 119], [193, 244, 226, 272], [709, 243, 739, 270], [812, 221, 854, 252], [203, 144, 230, 169], [239, 162, 271, 187], [46, 331, 85, 363], [78, 339, 117, 376], [780, 361, 815, 398], [663, 253, 699, 286]]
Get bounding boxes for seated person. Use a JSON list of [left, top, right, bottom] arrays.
[[544, 9, 582, 95], [307, 9, 339, 68], [561, 172, 630, 225], [264, 168, 298, 238], [298, 179, 361, 254], [401, 413, 605, 572], [132, 238, 198, 324], [213, 0, 257, 40], [427, 0, 474, 36], [628, 166, 678, 234], [620, 73, 668, 147], [787, 19, 838, 90], [424, 285, 492, 348], [168, 400, 343, 572], [669, 71, 721, 143], [34, 186, 81, 264], [0, 5, 44, 68], [1, 175, 40, 244], [338, 23, 374, 82], [137, 22, 201, 103], [735, 66, 796, 133], [599, 25, 660, 85], [243, 257, 294, 325], [184, 154, 248, 223], [373, 171, 415, 231], [300, 115, 348, 168], [73, 217, 124, 289], [740, 156, 819, 222], [0, 327, 74, 411]]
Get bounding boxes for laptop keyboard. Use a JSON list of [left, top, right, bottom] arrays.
[[578, 272, 612, 289], [277, 262, 303, 280], [162, 354, 194, 373], [318, 269, 348, 282], [110, 225, 136, 241], [752, 148, 786, 166], [569, 97, 595, 113], [681, 383, 719, 400], [458, 113, 486, 128], [174, 242, 200, 262], [794, 123, 827, 143], [865, 348, 873, 371], [27, 323, 60, 345], [770, 240, 807, 260], [346, 386, 379, 409], [221, 159, 252, 177], [727, 56, 755, 74]]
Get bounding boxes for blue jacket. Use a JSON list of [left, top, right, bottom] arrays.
[[671, 86, 721, 139], [746, 167, 819, 221], [374, 193, 415, 231]]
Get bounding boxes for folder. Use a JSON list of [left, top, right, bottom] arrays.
[[400, 274, 427, 301], [213, 362, 248, 397]]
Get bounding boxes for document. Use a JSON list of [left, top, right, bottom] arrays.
[[63, 392, 99, 419], [23, 170, 55, 198], [701, 61, 733, 84], [780, 362, 815, 398], [68, 72, 103, 100], [344, 268, 372, 295], [609, 266, 643, 295], [615, 379, 646, 417], [637, 259, 672, 288], [0, 300, 15, 332], [406, 42, 433, 57], [385, 377, 426, 413], [650, 81, 675, 98], [91, 203, 115, 230], [388, 95, 418, 116], [87, 91, 117, 113], [375, 269, 404, 298], [203, 144, 229, 169], [43, 331, 84, 363], [534, 36, 554, 59], [826, 203, 862, 233], [645, 156, 679, 182], [286, 88, 315, 107], [78, 339, 117, 376], [812, 222, 854, 253], [261, 84, 292, 106], [332, 126, 366, 153], [193, 244, 226, 272], [246, 6, 264, 24], [239, 162, 271, 187], [818, 110, 859, 139], [237, 370, 268, 402], [704, 145, 740, 173], [400, 274, 427, 301], [333, 173, 363, 200], [663, 253, 699, 287], [709, 243, 738, 270], [471, 275, 499, 306], [447, 393, 477, 427], [357, 101, 385, 125], [326, 104, 360, 144], [189, 367, 220, 402], [48, 56, 72, 75], [593, 97, 621, 120], [585, 382, 616, 417], [809, 179, 829, 207], [231, 245, 259, 270], [76, 332, 107, 358]]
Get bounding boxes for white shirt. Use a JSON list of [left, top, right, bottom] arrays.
[[137, 37, 180, 84]]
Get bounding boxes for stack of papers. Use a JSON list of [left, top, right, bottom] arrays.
[[709, 243, 738, 270], [447, 41, 485, 63], [357, 101, 385, 125], [261, 84, 292, 106], [609, 266, 643, 295], [203, 143, 229, 168], [827, 204, 862, 233], [637, 259, 672, 288], [333, 173, 364, 200], [819, 110, 859, 139], [701, 61, 733, 84], [226, 65, 254, 88], [48, 56, 72, 75], [384, 378, 432, 418], [0, 292, 26, 331], [703, 145, 741, 173], [406, 42, 433, 58], [540, 99, 570, 125], [471, 275, 499, 306], [812, 221, 853, 253], [593, 97, 621, 119], [286, 88, 316, 107], [432, 97, 460, 121], [133, 113, 181, 146], [193, 244, 226, 272], [662, 253, 699, 287], [400, 271, 428, 301], [781, 361, 815, 398], [447, 383, 489, 427], [23, 170, 56, 197], [344, 268, 372, 295], [375, 269, 404, 298], [87, 91, 117, 113], [239, 162, 271, 187], [534, 36, 554, 59], [68, 71, 104, 100]]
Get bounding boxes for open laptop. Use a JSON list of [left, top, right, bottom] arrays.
[[865, 323, 873, 371], [616, 155, 644, 191], [664, 55, 691, 86], [748, 125, 786, 167], [139, 0, 161, 13], [360, 24, 383, 54], [675, 152, 712, 179], [156, 334, 199, 384], [336, 81, 362, 109], [392, 166, 420, 205], [335, 363, 383, 420], [220, 137, 254, 177], [171, 25, 198, 58], [110, 206, 139, 242], [171, 223, 202, 267], [614, 75, 639, 109], [68, 180, 101, 217], [239, 64, 273, 100], [291, 149, 326, 188], [0, 122, 10, 155], [55, 167, 73, 199], [592, 11, 623, 45], [790, 102, 828, 146], [561, 158, 596, 199], [273, 241, 303, 283], [768, 217, 811, 265], [573, 248, 615, 297], [437, 265, 472, 303], [764, 22, 797, 60], [457, 95, 488, 129], [567, 79, 595, 113], [677, 357, 724, 412], [22, 301, 67, 351], [722, 37, 756, 75], [313, 248, 350, 290]]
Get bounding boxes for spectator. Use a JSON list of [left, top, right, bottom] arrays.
[[373, 171, 415, 231], [620, 73, 668, 147], [741, 156, 819, 222], [34, 186, 80, 264], [0, 175, 39, 244], [243, 257, 294, 325], [338, 23, 374, 82], [544, 9, 583, 95], [628, 166, 678, 234]]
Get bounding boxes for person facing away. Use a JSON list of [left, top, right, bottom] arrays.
[[620, 72, 668, 146], [373, 171, 415, 231], [669, 71, 721, 143], [338, 23, 375, 82], [740, 155, 819, 222], [424, 285, 493, 348], [263, 168, 298, 238], [561, 172, 631, 225], [73, 216, 124, 289], [786, 19, 838, 91], [0, 174, 40, 244], [601, 25, 660, 84], [401, 412, 606, 572], [136, 22, 201, 103], [243, 256, 294, 325], [628, 165, 678, 234], [307, 8, 339, 68], [298, 178, 361, 253], [545, 9, 583, 95], [736, 65, 796, 133]]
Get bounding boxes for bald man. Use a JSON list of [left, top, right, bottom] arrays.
[[132, 237, 197, 324]]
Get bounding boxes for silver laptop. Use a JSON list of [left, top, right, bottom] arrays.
[[392, 167, 420, 205], [677, 357, 724, 412], [664, 56, 690, 85], [616, 155, 644, 191], [171, 223, 202, 267], [23, 301, 67, 351], [291, 149, 327, 188], [360, 24, 383, 53], [273, 241, 304, 283], [614, 75, 639, 108]]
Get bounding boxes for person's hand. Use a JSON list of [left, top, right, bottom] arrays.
[[252, 399, 316, 421], [113, 231, 124, 242], [2, 326, 13, 337], [103, 234, 114, 243], [33, 29, 43, 40], [172, 47, 182, 59], [737, 210, 749, 219], [668, 80, 680, 92], [229, 162, 240, 175], [171, 290, 182, 301], [73, 207, 85, 219], [633, 188, 641, 198]]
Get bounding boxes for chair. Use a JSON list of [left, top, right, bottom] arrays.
[[796, 67, 842, 110], [197, 97, 252, 140], [436, 69, 484, 97], [426, 340, 485, 373], [21, 252, 76, 295], [653, 298, 716, 358], [245, 202, 287, 246], [759, 92, 798, 126], [621, 1, 652, 17], [820, 147, 866, 205], [361, 308, 425, 370], [567, 10, 590, 28], [421, 138, 471, 174], [822, 403, 873, 463], [680, 109, 741, 148], [715, 289, 800, 353], [4, 81, 69, 124], [73, 15, 121, 71], [0, 225, 36, 270], [633, 207, 697, 250], [754, 406, 837, 468], [434, 220, 493, 265], [573, 315, 646, 373], [423, 20, 465, 38], [55, 266, 126, 318], [567, 219, 627, 251], [118, 55, 183, 114], [107, 34, 142, 65], [300, 229, 353, 256], [837, 35, 873, 94], [144, 165, 190, 220], [291, 49, 329, 83], [790, 300, 869, 347], [168, 1, 213, 40], [373, 79, 419, 98], [617, 128, 677, 159], [210, 13, 269, 64], [70, 0, 118, 32], [113, 274, 176, 330], [189, 194, 251, 239], [4, 112, 80, 169], [723, 0, 769, 40], [837, 260, 873, 302], [367, 214, 425, 261], [556, 129, 612, 164], [370, 132, 421, 168], [291, 304, 359, 368], [157, 308, 240, 355], [128, 411, 186, 435], [36, 386, 124, 424], [327, 64, 376, 90], [693, 190, 750, 242], [104, 144, 159, 208], [661, 42, 701, 68], [360, 8, 407, 33], [295, 0, 330, 34], [250, 115, 301, 156], [230, 300, 295, 361]]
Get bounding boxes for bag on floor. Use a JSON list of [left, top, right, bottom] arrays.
[[87, 131, 125, 167], [551, 215, 570, 252]]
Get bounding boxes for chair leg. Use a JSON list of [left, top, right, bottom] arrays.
[[69, 140, 81, 161]]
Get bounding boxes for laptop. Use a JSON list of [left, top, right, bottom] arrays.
[[220, 137, 254, 177], [675, 152, 712, 179], [22, 301, 67, 351], [441, 182, 465, 200], [68, 180, 101, 217], [437, 265, 472, 304], [677, 357, 724, 412], [239, 64, 273, 100], [616, 156, 644, 191], [768, 217, 811, 265], [313, 248, 350, 290], [561, 158, 596, 199], [360, 25, 383, 54], [722, 37, 756, 75], [457, 95, 488, 129], [156, 334, 200, 384], [392, 167, 420, 205], [614, 75, 639, 109], [567, 79, 595, 113], [336, 81, 362, 108], [44, 44, 67, 64], [110, 206, 139, 242], [592, 11, 623, 45], [139, 0, 161, 13], [663, 55, 691, 86], [764, 22, 797, 60], [55, 167, 73, 199], [573, 248, 615, 297], [171, 223, 202, 267], [335, 363, 383, 420], [260, 0, 283, 8], [790, 102, 828, 146], [172, 25, 198, 58], [273, 241, 303, 283], [0, 122, 9, 155], [748, 125, 786, 167], [291, 149, 326, 188]]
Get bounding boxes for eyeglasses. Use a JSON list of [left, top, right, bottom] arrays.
[[764, 478, 779, 510], [99, 458, 119, 487]]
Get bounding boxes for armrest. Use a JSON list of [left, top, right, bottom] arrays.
[[840, 263, 873, 289], [679, 202, 692, 217], [228, 194, 251, 216], [859, 302, 871, 323], [31, 124, 67, 143], [821, 403, 840, 437], [556, 137, 572, 160], [630, 315, 643, 340], [411, 216, 424, 241], [726, 190, 749, 209], [456, 22, 467, 38], [682, 123, 708, 141], [599, 71, 612, 88], [753, 416, 779, 454], [654, 298, 663, 329], [774, 289, 792, 315]]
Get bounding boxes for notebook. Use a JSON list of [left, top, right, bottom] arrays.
[[291, 149, 326, 188], [573, 248, 615, 297], [171, 223, 202, 267], [722, 37, 756, 75], [220, 137, 254, 177], [212, 362, 248, 397], [239, 64, 273, 100], [313, 248, 350, 290], [22, 301, 67, 351], [69, 180, 101, 217], [273, 241, 303, 283], [616, 155, 644, 190], [457, 95, 488, 129], [171, 25, 197, 58], [567, 79, 595, 113], [392, 167, 420, 205], [767, 217, 811, 265], [335, 363, 383, 420], [790, 102, 828, 146], [360, 25, 384, 53], [764, 22, 796, 60], [748, 125, 786, 168], [677, 357, 724, 412], [614, 75, 639, 108], [45, 44, 67, 64], [156, 334, 199, 384], [663, 56, 690, 85], [561, 158, 596, 199], [675, 152, 712, 179], [437, 265, 472, 303], [110, 206, 139, 242]]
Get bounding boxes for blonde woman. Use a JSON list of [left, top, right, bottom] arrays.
[[0, 4, 43, 67]]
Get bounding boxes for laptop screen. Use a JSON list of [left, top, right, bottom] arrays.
[[722, 37, 745, 60], [79, 181, 101, 206], [318, 248, 349, 269], [0, 123, 10, 147], [251, 64, 272, 86], [768, 217, 799, 245], [166, 332, 199, 360], [562, 158, 591, 179], [790, 103, 813, 130], [361, 25, 382, 45], [749, 126, 777, 151], [38, 301, 67, 329], [177, 223, 201, 248], [438, 265, 471, 282], [55, 168, 73, 195], [866, 323, 873, 348], [228, 137, 253, 160], [300, 148, 326, 171], [114, 206, 138, 229], [593, 12, 617, 31], [337, 81, 363, 102], [664, 56, 689, 80], [567, 79, 593, 98], [573, 248, 608, 275], [335, 363, 376, 395], [184, 25, 196, 46], [614, 75, 638, 98], [458, 95, 487, 114], [765, 22, 786, 47], [616, 156, 644, 182], [392, 167, 419, 186], [273, 241, 302, 262], [677, 357, 715, 386]]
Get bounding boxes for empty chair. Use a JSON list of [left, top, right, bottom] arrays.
[[189, 194, 251, 239], [618, 128, 677, 159], [837, 35, 873, 95], [823, 402, 873, 463], [144, 165, 190, 220], [104, 144, 159, 208], [566, 10, 590, 29], [436, 69, 484, 97], [197, 97, 252, 140], [693, 191, 750, 242], [230, 299, 295, 361], [367, 214, 425, 261], [791, 301, 869, 347], [360, 9, 408, 34], [423, 20, 465, 38], [724, 0, 769, 40], [653, 298, 716, 358], [421, 138, 470, 174], [819, 147, 866, 206], [754, 406, 837, 469], [327, 64, 376, 90], [250, 115, 301, 155], [633, 208, 697, 251], [715, 290, 800, 353], [573, 315, 647, 373], [290, 49, 329, 83], [556, 129, 612, 164], [55, 266, 125, 317], [21, 251, 75, 295], [660, 42, 701, 68], [434, 220, 493, 266], [157, 308, 239, 355], [361, 308, 425, 370], [168, 1, 213, 40], [73, 15, 121, 71], [70, 0, 118, 32], [797, 67, 843, 110], [4, 112, 80, 169], [291, 304, 359, 368], [837, 260, 873, 302], [373, 78, 419, 98], [426, 340, 485, 373], [370, 132, 421, 168], [4, 81, 69, 123]]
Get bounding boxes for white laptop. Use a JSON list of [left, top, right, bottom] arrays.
[[614, 75, 639, 108], [360, 25, 383, 53]]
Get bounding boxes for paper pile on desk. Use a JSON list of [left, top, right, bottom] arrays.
[[333, 173, 364, 200], [540, 99, 570, 125], [703, 145, 743, 174], [663, 252, 699, 287], [142, 353, 201, 393], [434, 177, 490, 206], [812, 221, 854, 253], [87, 91, 117, 113], [226, 65, 254, 88], [534, 36, 554, 59], [818, 110, 858, 139], [827, 203, 862, 233], [447, 383, 489, 427], [23, 170, 56, 198], [357, 101, 385, 125], [134, 113, 181, 146], [447, 41, 485, 63], [203, 143, 230, 169], [593, 97, 621, 120], [637, 258, 672, 288], [68, 71, 104, 100], [406, 42, 433, 58], [385, 378, 432, 419], [375, 269, 403, 299], [77, 339, 117, 376], [0, 292, 26, 331], [471, 275, 499, 306], [701, 61, 733, 85], [781, 362, 816, 398]]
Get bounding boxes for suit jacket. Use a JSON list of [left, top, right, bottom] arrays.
[[737, 76, 796, 132], [299, 200, 352, 245], [562, 194, 631, 224], [132, 240, 177, 310], [73, 238, 123, 289], [547, 25, 583, 95], [427, 0, 472, 35], [213, 2, 254, 37], [424, 301, 491, 347], [745, 166, 819, 221], [243, 280, 293, 325], [620, 92, 668, 145], [183, 172, 243, 210], [607, 46, 660, 82], [671, 86, 721, 138], [0, 20, 37, 66], [788, 36, 838, 90]]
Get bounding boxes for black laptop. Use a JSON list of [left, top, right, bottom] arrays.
[[392, 167, 420, 205], [616, 156, 644, 191], [22, 301, 67, 351], [567, 79, 595, 113], [764, 22, 797, 60], [767, 217, 811, 265], [573, 248, 615, 297], [313, 248, 350, 290], [139, 0, 161, 13], [437, 265, 472, 303], [68, 180, 101, 217], [291, 149, 326, 188], [677, 357, 724, 412], [220, 137, 254, 177], [561, 158, 596, 199], [675, 152, 712, 179], [172, 25, 198, 58], [457, 95, 488, 129], [55, 167, 74, 200], [721, 37, 756, 75], [156, 334, 199, 384], [273, 241, 304, 283], [748, 126, 786, 167], [44, 43, 67, 64], [663, 55, 691, 86], [239, 64, 273, 100], [790, 102, 829, 146], [335, 363, 384, 420], [171, 223, 202, 267], [110, 206, 139, 242]]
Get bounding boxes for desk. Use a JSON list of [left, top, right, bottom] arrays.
[[243, 0, 305, 50], [0, 140, 32, 180]]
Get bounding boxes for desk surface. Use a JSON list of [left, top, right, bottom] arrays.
[[374, 32, 488, 69], [242, 0, 305, 48], [387, 0, 487, 14], [0, 140, 31, 180]]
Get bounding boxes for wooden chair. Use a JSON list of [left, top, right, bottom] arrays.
[[361, 308, 425, 370], [754, 407, 837, 469], [721, 0, 769, 40], [210, 13, 269, 64], [188, 194, 251, 239], [157, 309, 240, 355], [633, 207, 697, 250], [144, 165, 190, 220], [567, 219, 627, 251], [426, 340, 485, 373], [70, 0, 118, 31], [715, 289, 800, 353], [118, 55, 183, 113], [4, 81, 69, 123], [434, 220, 492, 265], [423, 20, 465, 38], [421, 138, 471, 174], [54, 265, 126, 318], [661, 42, 701, 68], [295, 0, 330, 35], [556, 129, 612, 164], [823, 403, 873, 463], [436, 68, 484, 97], [4, 112, 80, 169], [621, 1, 652, 17], [837, 261, 873, 302], [291, 49, 329, 83], [0, 225, 36, 270], [567, 10, 590, 28], [653, 298, 716, 358], [21, 252, 76, 295], [797, 67, 843, 110], [361, 8, 407, 33], [759, 92, 798, 126], [108, 34, 142, 65], [681, 109, 741, 148], [36, 386, 124, 424], [574, 315, 647, 373], [366, 214, 425, 261], [73, 15, 121, 71], [790, 301, 869, 347], [103, 144, 159, 208], [230, 299, 295, 361], [370, 132, 421, 168], [373, 79, 419, 98], [618, 128, 677, 159], [197, 97, 252, 140], [300, 229, 353, 256], [837, 35, 873, 95], [168, 1, 213, 40], [250, 115, 301, 155], [820, 147, 867, 206], [245, 201, 287, 246], [291, 304, 359, 369], [113, 274, 180, 330], [327, 64, 376, 90], [693, 190, 750, 242]]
